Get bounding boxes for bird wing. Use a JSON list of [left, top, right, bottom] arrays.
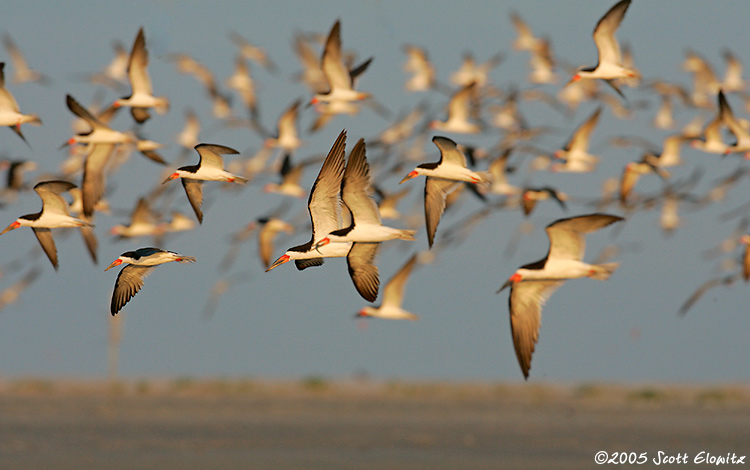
[[567, 107, 601, 152], [432, 135, 467, 167], [508, 280, 564, 379], [424, 177, 460, 248], [82, 143, 115, 217], [34, 181, 76, 217], [546, 213, 622, 260], [446, 82, 475, 123], [341, 138, 381, 225], [80, 223, 98, 265], [32, 227, 59, 270], [127, 28, 153, 95], [308, 130, 346, 241], [381, 254, 418, 308], [320, 20, 352, 91], [277, 99, 300, 139], [592, 0, 630, 66], [0, 63, 21, 112], [195, 143, 239, 170], [181, 179, 204, 224], [347, 242, 380, 302], [66, 94, 107, 129], [111, 265, 154, 315], [719, 90, 750, 144]]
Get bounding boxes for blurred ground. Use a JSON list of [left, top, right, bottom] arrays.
[[0, 379, 748, 469]]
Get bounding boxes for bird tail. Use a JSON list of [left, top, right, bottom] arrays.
[[398, 229, 417, 241], [589, 262, 619, 280]]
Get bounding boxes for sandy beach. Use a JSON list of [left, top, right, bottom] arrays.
[[0, 379, 748, 469]]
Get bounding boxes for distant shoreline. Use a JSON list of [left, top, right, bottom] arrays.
[[1, 377, 749, 406]]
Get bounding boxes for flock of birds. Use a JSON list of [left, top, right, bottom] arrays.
[[1, 0, 749, 379]]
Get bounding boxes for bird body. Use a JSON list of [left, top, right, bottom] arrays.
[[400, 136, 490, 247], [163, 143, 247, 223], [267, 130, 351, 271], [1, 181, 92, 269], [358, 254, 419, 320], [105, 247, 195, 315], [498, 213, 624, 379], [568, 0, 637, 95]]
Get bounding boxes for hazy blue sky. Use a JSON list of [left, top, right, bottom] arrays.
[[0, 1, 749, 383]]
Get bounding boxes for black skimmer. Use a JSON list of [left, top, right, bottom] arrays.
[[450, 52, 504, 88], [64, 94, 133, 146], [228, 31, 277, 73], [510, 11, 543, 52], [0, 181, 93, 270], [315, 138, 416, 301], [163, 143, 248, 223], [110, 197, 166, 241], [718, 90, 750, 158], [552, 107, 602, 172], [487, 149, 521, 197], [266, 129, 351, 272], [403, 45, 437, 92], [430, 81, 482, 134], [310, 20, 372, 107], [528, 38, 558, 85], [357, 254, 419, 320], [399, 136, 491, 247], [521, 187, 568, 216], [225, 55, 258, 117], [262, 153, 309, 198], [0, 159, 37, 198], [619, 159, 668, 204], [567, 0, 638, 97], [292, 33, 328, 95], [262, 99, 303, 152], [113, 28, 169, 123], [167, 53, 232, 120], [81, 40, 129, 91], [175, 108, 201, 152], [0, 62, 41, 144], [373, 185, 411, 221], [316, 138, 417, 247], [257, 217, 295, 270], [691, 92, 730, 155], [105, 247, 196, 315], [1, 34, 49, 85], [682, 50, 720, 108], [497, 213, 624, 379], [722, 49, 745, 93], [80, 143, 116, 218]]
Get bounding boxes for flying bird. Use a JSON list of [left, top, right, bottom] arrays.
[[0, 62, 42, 144], [310, 20, 373, 107], [400, 136, 491, 247], [357, 254, 420, 320], [266, 129, 351, 271], [0, 181, 93, 270], [497, 213, 624, 379], [567, 0, 638, 97], [163, 143, 248, 223], [113, 28, 170, 123], [105, 247, 196, 315]]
